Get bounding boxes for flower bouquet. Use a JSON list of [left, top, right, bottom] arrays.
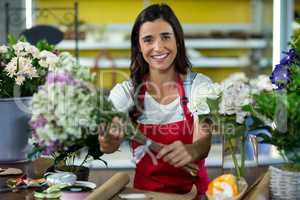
[[28, 52, 106, 170], [191, 73, 272, 199]]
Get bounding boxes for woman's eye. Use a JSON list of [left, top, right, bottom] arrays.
[[162, 35, 170, 40], [143, 38, 153, 43]]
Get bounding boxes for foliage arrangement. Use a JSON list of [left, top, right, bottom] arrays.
[[246, 37, 300, 169]]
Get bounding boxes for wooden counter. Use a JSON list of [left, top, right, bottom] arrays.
[[0, 158, 269, 200]]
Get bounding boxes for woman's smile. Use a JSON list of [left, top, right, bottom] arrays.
[[151, 53, 170, 61]]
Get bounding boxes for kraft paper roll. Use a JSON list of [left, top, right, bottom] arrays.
[[85, 172, 130, 200], [115, 185, 197, 200]]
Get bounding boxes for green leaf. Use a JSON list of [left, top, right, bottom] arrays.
[[7, 34, 17, 46], [36, 40, 55, 51], [242, 104, 252, 112], [206, 97, 220, 114]]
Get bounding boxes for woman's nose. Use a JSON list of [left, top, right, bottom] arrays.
[[153, 39, 163, 51]]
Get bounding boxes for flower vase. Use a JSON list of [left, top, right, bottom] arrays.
[[269, 166, 300, 199], [0, 97, 31, 162], [235, 177, 248, 200]]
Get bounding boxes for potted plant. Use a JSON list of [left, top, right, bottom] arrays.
[[245, 37, 300, 199], [0, 36, 58, 162]]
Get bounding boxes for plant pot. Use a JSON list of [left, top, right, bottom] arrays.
[[269, 166, 300, 199], [47, 165, 90, 181], [0, 97, 31, 162]]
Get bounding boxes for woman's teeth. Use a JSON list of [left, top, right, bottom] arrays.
[[152, 53, 168, 59]]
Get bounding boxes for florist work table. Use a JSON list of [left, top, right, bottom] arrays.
[[0, 158, 270, 200]]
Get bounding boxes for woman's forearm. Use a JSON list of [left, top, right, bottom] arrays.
[[192, 122, 212, 160]]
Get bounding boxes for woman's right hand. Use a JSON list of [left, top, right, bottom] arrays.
[[98, 117, 124, 154]]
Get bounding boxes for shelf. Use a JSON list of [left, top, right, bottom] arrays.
[[79, 56, 249, 68], [57, 38, 267, 50]]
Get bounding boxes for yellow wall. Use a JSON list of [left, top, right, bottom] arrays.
[[150, 0, 252, 23], [36, 0, 252, 88], [37, 0, 252, 24]]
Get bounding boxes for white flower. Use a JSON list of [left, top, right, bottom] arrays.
[[219, 82, 252, 123], [5, 57, 18, 77], [250, 75, 273, 94], [38, 50, 59, 68], [0, 45, 8, 54], [221, 73, 248, 89], [20, 65, 38, 78], [15, 75, 25, 85], [54, 52, 76, 72], [18, 56, 33, 71], [13, 41, 31, 57], [5, 56, 38, 82], [27, 45, 40, 59]]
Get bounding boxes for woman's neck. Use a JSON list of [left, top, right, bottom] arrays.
[[146, 68, 179, 97], [148, 68, 177, 86]]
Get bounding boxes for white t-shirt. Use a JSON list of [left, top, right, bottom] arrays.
[[108, 73, 212, 124]]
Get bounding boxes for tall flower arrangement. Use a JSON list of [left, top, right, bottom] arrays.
[[0, 36, 58, 97], [191, 73, 273, 179]]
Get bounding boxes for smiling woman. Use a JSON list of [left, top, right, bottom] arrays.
[[98, 4, 213, 198]]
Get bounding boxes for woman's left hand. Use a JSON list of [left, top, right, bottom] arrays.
[[156, 141, 198, 168]]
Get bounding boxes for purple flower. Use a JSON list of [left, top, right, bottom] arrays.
[[46, 72, 77, 85], [280, 48, 298, 66], [43, 140, 60, 155], [270, 64, 289, 89], [30, 116, 47, 129]]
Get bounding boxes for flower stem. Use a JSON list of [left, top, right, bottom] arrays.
[[240, 136, 246, 178], [80, 152, 89, 167], [228, 139, 241, 179]]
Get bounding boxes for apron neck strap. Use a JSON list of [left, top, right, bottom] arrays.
[[177, 74, 193, 120]]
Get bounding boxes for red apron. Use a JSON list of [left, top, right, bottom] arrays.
[[131, 74, 209, 194]]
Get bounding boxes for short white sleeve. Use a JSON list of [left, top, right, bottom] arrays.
[[108, 80, 134, 113], [189, 73, 213, 116]]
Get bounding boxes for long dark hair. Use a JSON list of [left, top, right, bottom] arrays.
[[129, 3, 192, 122]]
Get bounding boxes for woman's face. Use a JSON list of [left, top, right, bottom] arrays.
[[138, 19, 177, 72]]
